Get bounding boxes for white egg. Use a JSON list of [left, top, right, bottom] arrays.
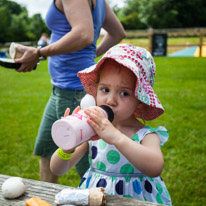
[[80, 94, 96, 109], [1, 177, 26, 199]]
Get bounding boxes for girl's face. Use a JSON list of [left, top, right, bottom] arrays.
[[96, 60, 138, 124]]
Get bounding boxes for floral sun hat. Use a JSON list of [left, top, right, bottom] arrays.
[[78, 43, 164, 120]]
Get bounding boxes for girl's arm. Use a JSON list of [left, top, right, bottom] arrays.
[[15, 0, 94, 72], [96, 0, 126, 57], [85, 108, 164, 177], [50, 142, 88, 176], [114, 132, 164, 177]]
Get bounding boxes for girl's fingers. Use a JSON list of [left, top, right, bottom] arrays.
[[87, 118, 101, 133], [63, 106, 81, 118], [72, 106, 80, 114], [85, 108, 101, 119], [64, 108, 70, 117]]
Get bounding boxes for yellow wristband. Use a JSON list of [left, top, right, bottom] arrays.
[[57, 148, 70, 160]]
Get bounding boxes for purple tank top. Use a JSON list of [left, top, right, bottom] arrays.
[[46, 0, 106, 89]]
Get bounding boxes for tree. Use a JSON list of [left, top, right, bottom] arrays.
[[120, 12, 146, 30], [171, 0, 206, 28], [0, 5, 12, 42], [137, 0, 206, 28], [10, 12, 31, 42], [0, 0, 49, 43], [113, 0, 146, 30], [0, 0, 26, 42], [113, 0, 206, 29], [28, 14, 50, 41], [138, 0, 181, 28]]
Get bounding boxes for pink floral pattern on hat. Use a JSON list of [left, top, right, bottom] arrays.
[[78, 44, 164, 120]]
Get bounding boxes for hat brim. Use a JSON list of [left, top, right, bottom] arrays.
[[78, 57, 108, 98]]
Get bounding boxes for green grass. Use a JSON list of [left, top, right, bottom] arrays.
[[0, 56, 206, 205], [0, 60, 81, 186], [152, 57, 206, 205]]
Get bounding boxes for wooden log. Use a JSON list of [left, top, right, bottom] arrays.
[[0, 174, 164, 206]]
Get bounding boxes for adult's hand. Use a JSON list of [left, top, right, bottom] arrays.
[[14, 45, 39, 72]]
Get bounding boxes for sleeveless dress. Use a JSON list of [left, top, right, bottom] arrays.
[[79, 126, 172, 205]]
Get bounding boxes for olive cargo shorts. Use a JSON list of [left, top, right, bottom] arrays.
[[34, 86, 89, 178]]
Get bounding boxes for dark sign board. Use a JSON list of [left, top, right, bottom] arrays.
[[152, 34, 167, 56]]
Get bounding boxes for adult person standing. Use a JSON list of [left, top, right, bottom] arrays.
[[37, 33, 50, 48], [14, 0, 126, 183], [37, 33, 50, 60]]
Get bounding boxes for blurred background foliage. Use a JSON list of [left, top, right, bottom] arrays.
[[0, 0, 50, 43], [0, 0, 206, 43], [113, 0, 206, 30]]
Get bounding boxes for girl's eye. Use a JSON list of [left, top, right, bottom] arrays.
[[120, 91, 129, 96], [101, 88, 109, 93]]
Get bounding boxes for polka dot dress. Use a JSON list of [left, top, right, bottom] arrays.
[[79, 126, 172, 205]]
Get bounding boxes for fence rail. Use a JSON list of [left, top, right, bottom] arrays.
[[125, 27, 206, 57], [1, 28, 206, 57]]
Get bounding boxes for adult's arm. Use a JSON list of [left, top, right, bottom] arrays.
[[42, 0, 94, 56], [15, 0, 94, 72], [96, 0, 126, 57]]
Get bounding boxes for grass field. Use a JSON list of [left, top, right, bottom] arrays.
[[0, 56, 205, 205]]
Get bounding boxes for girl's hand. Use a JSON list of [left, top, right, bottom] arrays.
[[62, 106, 81, 118], [14, 45, 39, 72], [84, 107, 119, 145]]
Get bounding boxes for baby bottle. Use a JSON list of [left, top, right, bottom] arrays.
[[51, 95, 114, 150]]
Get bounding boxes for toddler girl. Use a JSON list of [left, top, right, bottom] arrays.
[[50, 44, 172, 205]]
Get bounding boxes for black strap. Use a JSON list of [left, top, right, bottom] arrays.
[[91, 0, 94, 11]]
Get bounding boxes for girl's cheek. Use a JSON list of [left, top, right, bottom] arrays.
[[96, 94, 104, 105]]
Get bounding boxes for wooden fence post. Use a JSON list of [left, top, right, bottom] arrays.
[[148, 28, 153, 54], [199, 28, 204, 57]]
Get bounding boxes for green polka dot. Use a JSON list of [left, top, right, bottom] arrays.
[[150, 128, 157, 132], [139, 177, 143, 182], [94, 173, 100, 178], [145, 125, 152, 129], [158, 130, 168, 137], [144, 196, 147, 201], [148, 177, 154, 182], [120, 164, 134, 174], [123, 195, 133, 198], [99, 139, 107, 150], [88, 156, 92, 165], [156, 183, 163, 194], [107, 150, 120, 164], [156, 193, 164, 204], [96, 161, 106, 171], [132, 134, 139, 142], [110, 176, 116, 182], [164, 186, 170, 198], [124, 177, 131, 182], [147, 127, 168, 137]]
